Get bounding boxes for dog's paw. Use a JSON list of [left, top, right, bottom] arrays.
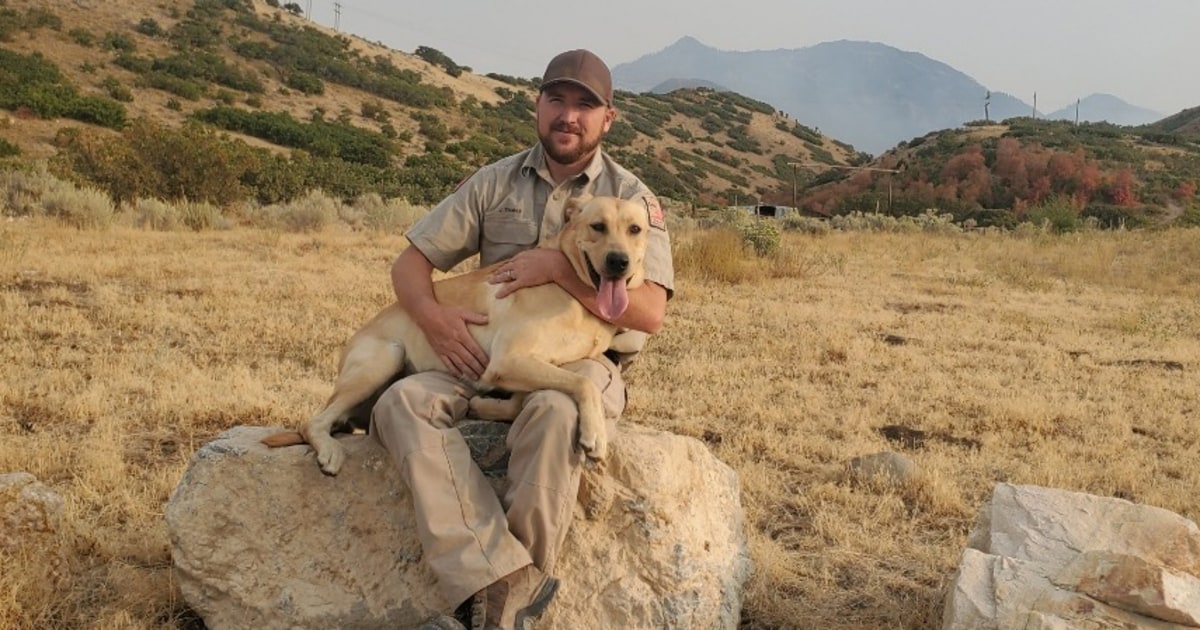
[[576, 422, 608, 462], [313, 438, 346, 476]]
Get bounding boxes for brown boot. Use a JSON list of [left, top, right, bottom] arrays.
[[468, 564, 560, 630]]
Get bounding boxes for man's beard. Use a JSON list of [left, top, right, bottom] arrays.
[[540, 124, 602, 165]]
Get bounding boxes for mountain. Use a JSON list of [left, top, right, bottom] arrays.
[[1044, 94, 1162, 126], [1144, 105, 1200, 138], [0, 0, 857, 209], [613, 37, 1039, 154]]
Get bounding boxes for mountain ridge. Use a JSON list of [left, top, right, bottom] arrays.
[[613, 37, 1163, 154]]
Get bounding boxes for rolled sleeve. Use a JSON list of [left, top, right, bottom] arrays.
[[405, 177, 484, 272]]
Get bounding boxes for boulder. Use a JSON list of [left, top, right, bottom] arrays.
[[1, 471, 65, 552], [166, 423, 750, 630], [943, 483, 1200, 629]]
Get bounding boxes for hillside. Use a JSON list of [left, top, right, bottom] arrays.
[[793, 117, 1200, 228], [1144, 105, 1200, 138], [0, 0, 858, 210]]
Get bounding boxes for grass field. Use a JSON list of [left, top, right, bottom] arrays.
[[2, 212, 1198, 629]]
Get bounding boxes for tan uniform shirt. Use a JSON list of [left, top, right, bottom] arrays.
[[406, 144, 674, 359]]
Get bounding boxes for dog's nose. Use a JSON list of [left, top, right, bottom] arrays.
[[604, 252, 629, 276]]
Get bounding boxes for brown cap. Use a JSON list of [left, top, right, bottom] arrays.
[[541, 49, 613, 105]]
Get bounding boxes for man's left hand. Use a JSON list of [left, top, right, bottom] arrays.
[[490, 249, 569, 298]]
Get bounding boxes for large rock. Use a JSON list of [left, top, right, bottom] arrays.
[[166, 423, 749, 630], [943, 483, 1200, 629], [1, 472, 64, 552]]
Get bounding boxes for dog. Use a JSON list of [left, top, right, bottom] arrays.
[[261, 195, 650, 475]]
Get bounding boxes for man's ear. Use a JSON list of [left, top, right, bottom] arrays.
[[564, 194, 593, 222]]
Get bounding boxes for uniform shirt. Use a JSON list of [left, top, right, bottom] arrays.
[[406, 143, 675, 360]]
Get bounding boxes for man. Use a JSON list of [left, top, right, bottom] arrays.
[[370, 49, 674, 630]]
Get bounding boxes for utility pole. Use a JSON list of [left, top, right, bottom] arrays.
[[334, 1, 341, 30], [1032, 91, 1037, 119], [305, 0, 311, 20], [791, 162, 798, 210], [984, 90, 991, 123], [1074, 98, 1081, 126]]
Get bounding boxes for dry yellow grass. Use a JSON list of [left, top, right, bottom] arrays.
[[2, 217, 1199, 629]]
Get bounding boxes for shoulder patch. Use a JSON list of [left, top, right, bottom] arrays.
[[643, 194, 666, 231]]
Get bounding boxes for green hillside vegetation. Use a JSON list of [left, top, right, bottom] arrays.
[[1143, 105, 1200, 138], [795, 118, 1200, 230], [0, 0, 850, 212]]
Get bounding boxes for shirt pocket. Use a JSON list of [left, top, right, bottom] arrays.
[[481, 214, 538, 266]]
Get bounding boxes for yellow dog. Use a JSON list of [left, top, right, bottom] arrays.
[[263, 196, 649, 475]]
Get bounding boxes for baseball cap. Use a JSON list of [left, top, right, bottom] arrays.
[[541, 49, 613, 105]]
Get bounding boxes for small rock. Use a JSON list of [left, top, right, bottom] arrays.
[[845, 451, 919, 486], [1, 472, 65, 552]]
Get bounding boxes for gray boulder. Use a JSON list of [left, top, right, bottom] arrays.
[[166, 422, 750, 629]]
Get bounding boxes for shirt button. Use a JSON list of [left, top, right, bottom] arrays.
[[552, 192, 562, 201]]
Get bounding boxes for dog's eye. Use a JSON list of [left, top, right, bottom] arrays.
[[629, 224, 643, 235], [590, 222, 606, 233]]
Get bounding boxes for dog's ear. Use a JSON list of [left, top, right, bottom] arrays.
[[564, 194, 593, 223]]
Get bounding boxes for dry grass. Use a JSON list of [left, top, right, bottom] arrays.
[[2, 215, 1199, 629]]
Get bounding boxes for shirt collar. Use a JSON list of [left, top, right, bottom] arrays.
[[520, 143, 603, 186]]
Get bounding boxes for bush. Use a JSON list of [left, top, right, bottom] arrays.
[[133, 197, 180, 230], [0, 50, 127, 128], [738, 217, 781, 256], [101, 76, 133, 102], [179, 200, 230, 231], [102, 31, 136, 52], [53, 119, 261, 206], [134, 18, 163, 37], [41, 185, 115, 229], [0, 137, 19, 157], [68, 27, 95, 46]]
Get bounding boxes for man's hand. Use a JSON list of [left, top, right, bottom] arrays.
[[392, 246, 489, 380], [412, 302, 489, 380], [490, 249, 571, 299]]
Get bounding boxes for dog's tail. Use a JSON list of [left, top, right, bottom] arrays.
[[261, 430, 307, 448]]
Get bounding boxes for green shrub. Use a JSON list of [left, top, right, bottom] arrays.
[[1025, 196, 1082, 233], [0, 137, 19, 157], [284, 71, 324, 95], [415, 45, 465, 77], [0, 50, 126, 128], [134, 18, 163, 37], [738, 217, 781, 256], [68, 27, 95, 46], [53, 119, 261, 206], [101, 76, 133, 102], [102, 31, 137, 52]]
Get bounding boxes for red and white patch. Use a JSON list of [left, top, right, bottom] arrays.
[[643, 194, 666, 230]]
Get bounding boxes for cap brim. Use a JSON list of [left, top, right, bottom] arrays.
[[541, 79, 608, 105]]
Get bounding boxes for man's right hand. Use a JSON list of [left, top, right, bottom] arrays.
[[413, 302, 489, 380]]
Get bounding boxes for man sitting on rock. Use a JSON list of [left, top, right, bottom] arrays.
[[369, 49, 674, 630]]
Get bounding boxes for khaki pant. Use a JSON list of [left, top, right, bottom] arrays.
[[370, 358, 625, 608]]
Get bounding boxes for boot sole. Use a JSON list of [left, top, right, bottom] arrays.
[[513, 576, 560, 629]]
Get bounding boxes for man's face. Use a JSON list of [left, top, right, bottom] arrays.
[[536, 83, 615, 167]]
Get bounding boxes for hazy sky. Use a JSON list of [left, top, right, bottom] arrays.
[[313, 0, 1198, 116]]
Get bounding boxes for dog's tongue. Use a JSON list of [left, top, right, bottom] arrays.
[[597, 277, 629, 321]]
